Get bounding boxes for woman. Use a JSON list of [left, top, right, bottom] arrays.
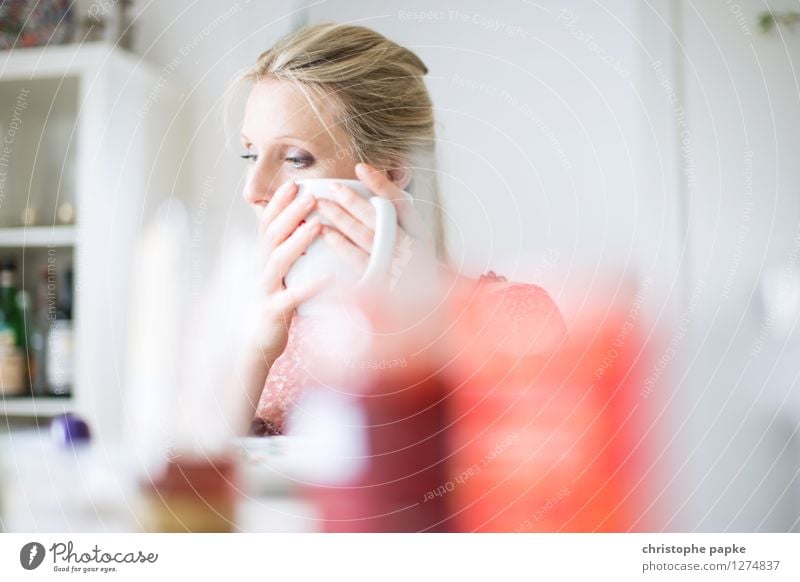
[[232, 22, 566, 436]]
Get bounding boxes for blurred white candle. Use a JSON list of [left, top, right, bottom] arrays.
[[122, 200, 189, 473]]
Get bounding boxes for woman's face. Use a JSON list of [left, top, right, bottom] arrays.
[[240, 80, 360, 215]]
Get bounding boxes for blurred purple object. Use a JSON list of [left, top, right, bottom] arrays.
[[50, 413, 91, 445]]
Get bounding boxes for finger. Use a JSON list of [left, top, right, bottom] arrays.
[[265, 217, 322, 283], [316, 199, 374, 253], [259, 180, 298, 235], [329, 182, 376, 229], [321, 225, 369, 271], [275, 273, 335, 312], [263, 190, 317, 250], [355, 162, 428, 239]]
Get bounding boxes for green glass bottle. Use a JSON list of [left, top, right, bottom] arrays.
[[28, 267, 50, 395], [0, 260, 24, 350]]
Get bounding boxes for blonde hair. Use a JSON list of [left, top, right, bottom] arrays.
[[228, 22, 447, 258]]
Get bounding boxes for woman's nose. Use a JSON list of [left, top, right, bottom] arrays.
[[243, 164, 280, 207]]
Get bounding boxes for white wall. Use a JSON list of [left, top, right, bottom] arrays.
[[130, 0, 303, 284], [664, 0, 800, 532]]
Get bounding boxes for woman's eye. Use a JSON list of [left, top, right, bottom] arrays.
[[240, 152, 257, 163], [285, 156, 313, 169]]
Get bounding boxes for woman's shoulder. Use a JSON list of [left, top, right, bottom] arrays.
[[468, 270, 567, 352], [477, 270, 559, 303]]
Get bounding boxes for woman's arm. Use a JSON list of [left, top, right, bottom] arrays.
[[233, 342, 276, 433]]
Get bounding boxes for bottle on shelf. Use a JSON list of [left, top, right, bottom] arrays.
[[15, 288, 33, 390], [0, 260, 25, 351], [0, 323, 25, 396], [0, 259, 29, 396], [45, 265, 73, 397], [28, 267, 51, 396]]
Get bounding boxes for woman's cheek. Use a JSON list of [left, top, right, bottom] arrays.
[[313, 157, 358, 180]]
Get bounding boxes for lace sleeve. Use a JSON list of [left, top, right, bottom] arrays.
[[253, 272, 567, 435]]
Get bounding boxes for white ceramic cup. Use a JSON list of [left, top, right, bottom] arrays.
[[284, 178, 411, 316]]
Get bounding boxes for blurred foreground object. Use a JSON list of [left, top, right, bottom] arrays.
[[443, 280, 658, 532], [124, 203, 265, 532], [299, 272, 662, 532], [139, 454, 239, 533]]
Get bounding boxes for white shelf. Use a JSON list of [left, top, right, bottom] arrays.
[[0, 397, 73, 418], [0, 226, 76, 248], [0, 42, 185, 443], [0, 41, 144, 81]]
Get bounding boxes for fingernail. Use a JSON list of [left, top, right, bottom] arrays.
[[279, 180, 296, 196]]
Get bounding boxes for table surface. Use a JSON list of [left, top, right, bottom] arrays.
[[0, 432, 319, 533]]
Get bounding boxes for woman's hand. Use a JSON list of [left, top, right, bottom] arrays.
[[249, 179, 329, 362], [316, 162, 440, 296]]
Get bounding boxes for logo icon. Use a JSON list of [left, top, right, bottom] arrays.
[[20, 542, 45, 570]]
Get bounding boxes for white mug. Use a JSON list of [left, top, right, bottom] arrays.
[[284, 179, 411, 316]]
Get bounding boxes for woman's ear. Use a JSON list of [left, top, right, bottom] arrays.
[[387, 164, 412, 191]]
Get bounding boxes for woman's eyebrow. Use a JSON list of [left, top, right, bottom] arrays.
[[239, 132, 315, 144]]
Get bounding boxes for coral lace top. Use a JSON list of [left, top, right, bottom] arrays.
[[249, 271, 567, 436]]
